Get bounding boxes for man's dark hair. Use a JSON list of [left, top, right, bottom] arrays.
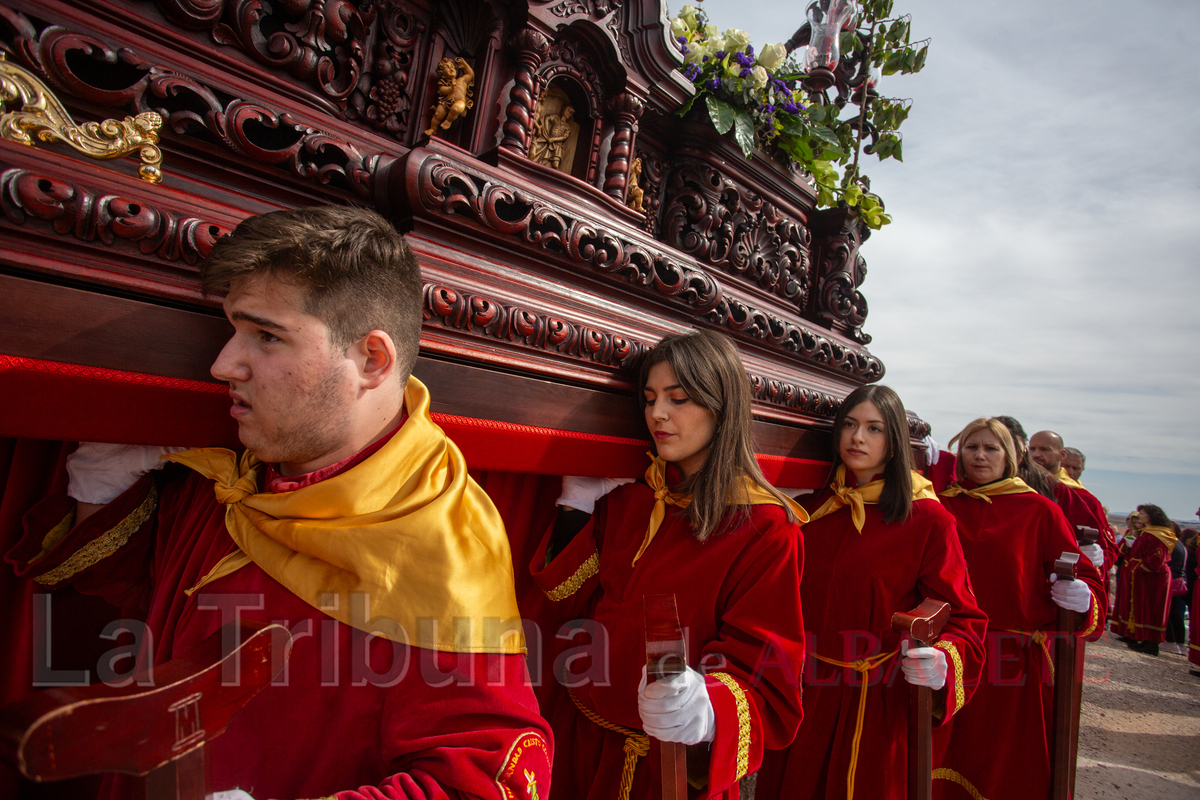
[[201, 205, 423, 383]]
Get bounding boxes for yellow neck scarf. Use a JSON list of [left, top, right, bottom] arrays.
[[169, 377, 524, 654], [1141, 525, 1178, 552], [631, 454, 807, 565], [1055, 468, 1085, 490], [808, 465, 938, 532], [941, 476, 1035, 503]]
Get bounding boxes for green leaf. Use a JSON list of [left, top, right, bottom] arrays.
[[913, 45, 929, 71], [733, 112, 756, 157], [892, 139, 903, 162], [811, 125, 842, 147], [677, 88, 707, 118], [706, 96, 736, 134]]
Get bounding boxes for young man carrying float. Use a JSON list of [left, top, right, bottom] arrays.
[[6, 206, 552, 800]]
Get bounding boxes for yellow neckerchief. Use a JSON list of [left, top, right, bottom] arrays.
[[940, 476, 1035, 503], [807, 465, 938, 532], [1055, 467, 1085, 490], [1140, 525, 1178, 552], [631, 454, 808, 566], [168, 377, 524, 654]]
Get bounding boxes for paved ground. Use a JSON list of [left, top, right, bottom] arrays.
[[1077, 632, 1200, 798]]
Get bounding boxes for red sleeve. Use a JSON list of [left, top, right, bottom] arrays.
[[1042, 502, 1107, 641], [6, 471, 162, 616], [913, 501, 988, 725], [700, 508, 805, 795], [336, 650, 554, 800], [1139, 538, 1171, 572], [524, 495, 608, 626]]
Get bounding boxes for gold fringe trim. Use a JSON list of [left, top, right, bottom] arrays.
[[1080, 589, 1101, 637], [934, 640, 965, 716], [34, 486, 157, 586], [710, 672, 751, 780], [543, 551, 599, 602], [932, 767, 990, 800]]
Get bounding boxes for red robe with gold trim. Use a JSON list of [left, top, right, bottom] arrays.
[[522, 479, 806, 800], [1053, 481, 1118, 578], [755, 494, 987, 800], [1111, 531, 1171, 643], [7, 462, 552, 800], [933, 488, 1105, 800], [1190, 576, 1200, 666]]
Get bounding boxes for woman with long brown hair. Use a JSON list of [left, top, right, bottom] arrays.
[[757, 385, 987, 800], [524, 329, 808, 800], [1114, 503, 1177, 656], [932, 417, 1105, 800]]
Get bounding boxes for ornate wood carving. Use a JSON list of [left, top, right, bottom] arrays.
[[634, 148, 665, 234], [409, 151, 883, 381], [433, 0, 501, 57], [0, 167, 229, 264], [662, 160, 812, 311], [603, 92, 642, 202], [0, 53, 162, 182], [424, 282, 646, 369], [423, 279, 843, 418], [499, 27, 549, 154], [356, 2, 423, 138], [1, 13, 388, 197], [812, 206, 871, 344]]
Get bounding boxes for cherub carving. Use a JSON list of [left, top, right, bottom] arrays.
[[529, 105, 575, 170], [626, 157, 645, 213], [424, 57, 475, 137]]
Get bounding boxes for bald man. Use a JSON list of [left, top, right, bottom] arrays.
[[1030, 430, 1115, 570], [1062, 447, 1086, 483]]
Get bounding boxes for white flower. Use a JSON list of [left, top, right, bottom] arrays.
[[670, 17, 689, 40], [685, 39, 718, 64], [757, 43, 788, 71], [723, 28, 751, 52], [749, 65, 769, 89], [679, 4, 700, 26], [703, 23, 719, 40]]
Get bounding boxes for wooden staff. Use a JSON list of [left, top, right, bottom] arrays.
[[1051, 526, 1098, 800], [0, 620, 291, 800], [645, 594, 688, 800], [891, 599, 951, 800]]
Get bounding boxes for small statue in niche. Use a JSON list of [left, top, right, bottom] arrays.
[[424, 57, 474, 137], [530, 105, 575, 170], [626, 157, 645, 213]]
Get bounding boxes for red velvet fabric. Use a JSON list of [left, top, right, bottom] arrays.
[[523, 480, 807, 800], [933, 489, 1106, 800], [1111, 532, 1171, 643], [755, 494, 989, 800]]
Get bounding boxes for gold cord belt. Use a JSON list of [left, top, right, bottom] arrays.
[[568, 687, 649, 800], [1000, 628, 1053, 680], [813, 650, 899, 800]]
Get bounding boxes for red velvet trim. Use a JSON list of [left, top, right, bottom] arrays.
[[0, 355, 831, 485]]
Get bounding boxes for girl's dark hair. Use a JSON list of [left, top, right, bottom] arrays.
[[1137, 503, 1172, 528], [995, 415, 1057, 500], [638, 330, 798, 540], [831, 384, 913, 524]]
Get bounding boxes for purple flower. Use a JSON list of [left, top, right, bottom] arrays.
[[764, 116, 774, 126], [677, 36, 688, 45], [684, 63, 702, 81], [746, 45, 754, 57], [739, 67, 752, 78], [715, 50, 726, 59], [702, 55, 709, 62], [763, 103, 776, 114], [707, 77, 721, 90]]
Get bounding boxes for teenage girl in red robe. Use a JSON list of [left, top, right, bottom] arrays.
[[524, 329, 808, 800], [756, 385, 988, 800], [932, 417, 1105, 800]]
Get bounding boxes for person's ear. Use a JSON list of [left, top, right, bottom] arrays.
[[352, 330, 397, 390]]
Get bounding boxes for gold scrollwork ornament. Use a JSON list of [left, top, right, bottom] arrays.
[[0, 54, 164, 183]]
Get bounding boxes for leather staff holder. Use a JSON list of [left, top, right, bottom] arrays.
[[891, 599, 951, 800], [0, 620, 291, 800]]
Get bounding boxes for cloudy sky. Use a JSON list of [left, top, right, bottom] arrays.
[[683, 0, 1200, 519]]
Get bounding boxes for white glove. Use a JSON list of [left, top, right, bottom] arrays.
[[1079, 543, 1104, 569], [556, 476, 633, 515], [637, 665, 716, 745], [67, 443, 187, 505], [922, 435, 940, 466], [1049, 574, 1092, 613], [900, 641, 947, 690], [210, 792, 255, 800]]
